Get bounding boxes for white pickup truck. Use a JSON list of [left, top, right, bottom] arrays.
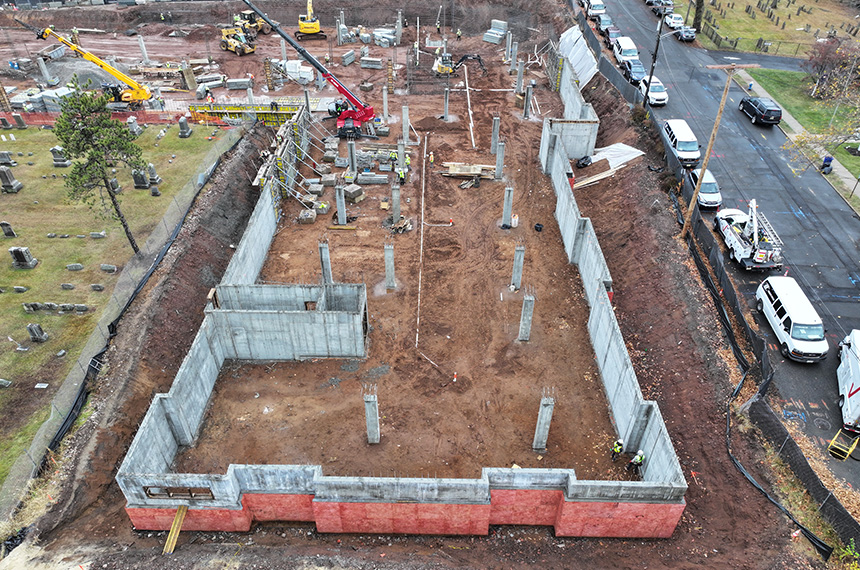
[[714, 199, 784, 271], [838, 330, 860, 434]]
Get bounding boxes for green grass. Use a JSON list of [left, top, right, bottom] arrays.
[[833, 144, 860, 182], [0, 406, 49, 485], [0, 123, 229, 485]]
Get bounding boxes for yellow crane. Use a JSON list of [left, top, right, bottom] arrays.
[[296, 0, 326, 40], [16, 19, 151, 108]]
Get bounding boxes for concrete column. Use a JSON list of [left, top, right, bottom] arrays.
[[336, 18, 342, 45], [544, 133, 557, 175], [532, 393, 555, 450], [37, 58, 51, 83], [443, 87, 449, 121], [304, 88, 311, 114], [247, 87, 255, 105], [335, 185, 347, 225], [491, 116, 500, 154], [402, 105, 410, 143], [138, 35, 149, 64], [505, 31, 512, 61], [319, 241, 333, 284], [502, 186, 513, 228], [347, 140, 357, 173], [316, 70, 325, 91], [516, 60, 525, 94], [495, 140, 505, 180], [397, 139, 406, 170], [364, 392, 380, 444], [281, 38, 288, 62], [523, 82, 533, 120], [509, 42, 519, 73], [391, 184, 401, 221], [382, 88, 389, 121], [396, 10, 403, 43], [518, 293, 535, 341], [384, 243, 396, 290], [511, 244, 525, 290], [625, 401, 655, 452]]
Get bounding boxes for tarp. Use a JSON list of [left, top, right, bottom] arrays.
[[591, 143, 645, 170], [558, 25, 599, 87]]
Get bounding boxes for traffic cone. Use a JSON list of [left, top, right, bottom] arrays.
[[453, 372, 457, 382]]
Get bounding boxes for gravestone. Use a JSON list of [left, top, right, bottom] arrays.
[[11, 113, 27, 129], [150, 186, 161, 197], [109, 177, 122, 194], [1, 221, 15, 237], [178, 116, 193, 138], [12, 286, 27, 293], [0, 118, 11, 130], [27, 323, 48, 342], [100, 264, 117, 273], [90, 231, 106, 239], [61, 283, 75, 290], [0, 167, 22, 193], [131, 169, 150, 189], [147, 163, 162, 185], [9, 246, 37, 269], [0, 151, 17, 166], [91, 284, 105, 291], [50, 146, 72, 167], [126, 116, 143, 137], [66, 263, 83, 271]]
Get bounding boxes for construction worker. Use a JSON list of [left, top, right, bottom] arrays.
[[388, 150, 398, 166], [324, 53, 330, 64], [457, 28, 462, 41], [429, 151, 434, 165], [610, 439, 623, 462], [234, 14, 241, 23], [626, 450, 645, 476], [436, 20, 441, 34], [167, 11, 172, 23], [404, 154, 411, 170], [398, 169, 406, 184], [160, 12, 164, 21], [435, 46, 441, 57]]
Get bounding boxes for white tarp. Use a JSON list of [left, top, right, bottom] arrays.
[[558, 26, 598, 87], [591, 143, 645, 169]]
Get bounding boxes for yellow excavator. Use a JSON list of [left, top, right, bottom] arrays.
[[220, 28, 256, 56], [296, 0, 326, 40], [235, 10, 273, 36], [16, 19, 151, 108]]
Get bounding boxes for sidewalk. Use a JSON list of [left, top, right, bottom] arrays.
[[736, 69, 859, 197]]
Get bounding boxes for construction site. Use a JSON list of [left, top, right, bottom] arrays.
[[0, 0, 819, 568]]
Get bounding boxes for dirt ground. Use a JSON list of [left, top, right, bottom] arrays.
[[0, 1, 833, 569]]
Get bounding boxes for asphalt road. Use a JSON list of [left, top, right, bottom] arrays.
[[601, 4, 860, 481]]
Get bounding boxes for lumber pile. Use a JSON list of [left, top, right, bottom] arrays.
[[440, 162, 495, 179]]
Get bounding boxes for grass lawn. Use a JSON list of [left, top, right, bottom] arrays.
[[0, 122, 229, 485]]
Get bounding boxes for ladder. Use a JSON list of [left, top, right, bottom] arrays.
[[827, 429, 859, 461], [263, 57, 275, 91], [756, 211, 784, 247], [0, 80, 11, 114], [387, 58, 395, 94], [162, 505, 188, 555]]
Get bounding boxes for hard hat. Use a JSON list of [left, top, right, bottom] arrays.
[[618, 439, 623, 444], [637, 450, 643, 455]]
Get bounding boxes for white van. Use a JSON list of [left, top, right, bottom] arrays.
[[661, 119, 701, 168], [755, 276, 828, 363], [587, 0, 607, 17], [837, 330, 860, 433], [613, 37, 639, 63]]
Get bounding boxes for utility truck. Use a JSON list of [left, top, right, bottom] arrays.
[[838, 330, 860, 434], [714, 199, 783, 271]]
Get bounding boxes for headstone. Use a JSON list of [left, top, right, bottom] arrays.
[[44, 303, 57, 310], [1, 221, 16, 237], [66, 263, 84, 271], [74, 304, 88, 312], [0, 166, 22, 193], [147, 163, 162, 185], [27, 323, 48, 342], [126, 116, 143, 137], [131, 169, 150, 189], [150, 186, 161, 197], [108, 177, 122, 194], [11, 113, 27, 130], [61, 283, 75, 290], [9, 246, 37, 269], [91, 284, 105, 291], [0, 151, 17, 166], [50, 146, 72, 167], [178, 116, 193, 138], [12, 286, 27, 293], [59, 304, 75, 312], [0, 118, 11, 130], [100, 264, 117, 273], [90, 231, 106, 239]]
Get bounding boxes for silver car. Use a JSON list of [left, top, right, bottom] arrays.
[[688, 168, 722, 208]]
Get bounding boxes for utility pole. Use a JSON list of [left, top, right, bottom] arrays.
[[680, 63, 759, 240], [643, 17, 664, 110]]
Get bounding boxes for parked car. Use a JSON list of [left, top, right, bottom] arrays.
[[675, 25, 696, 41], [613, 36, 639, 63], [651, 0, 674, 15], [738, 96, 782, 125], [621, 59, 647, 84], [603, 25, 622, 48], [664, 13, 685, 28], [687, 168, 722, 208], [596, 14, 614, 32], [586, 0, 606, 18], [638, 75, 668, 106]]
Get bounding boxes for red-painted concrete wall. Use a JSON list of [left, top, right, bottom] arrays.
[[126, 493, 685, 537]]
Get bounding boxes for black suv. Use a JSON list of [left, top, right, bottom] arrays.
[[621, 59, 647, 84], [738, 96, 782, 125]]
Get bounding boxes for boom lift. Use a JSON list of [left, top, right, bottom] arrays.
[[296, 0, 326, 40], [16, 19, 151, 108], [242, 0, 374, 139]]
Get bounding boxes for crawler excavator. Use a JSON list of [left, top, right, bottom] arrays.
[[432, 53, 488, 76], [296, 0, 326, 40], [16, 19, 151, 109]]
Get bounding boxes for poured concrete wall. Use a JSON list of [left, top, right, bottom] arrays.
[[117, 103, 686, 538]]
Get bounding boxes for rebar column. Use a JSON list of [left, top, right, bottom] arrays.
[[138, 35, 149, 64], [443, 87, 450, 121], [516, 60, 525, 94], [532, 391, 555, 451], [396, 10, 403, 43], [509, 42, 519, 73], [495, 140, 505, 180], [518, 292, 535, 341], [364, 388, 380, 444], [398, 139, 406, 170], [505, 31, 512, 61], [281, 38, 288, 61], [511, 243, 525, 289], [384, 243, 396, 290], [383, 87, 389, 121], [347, 140, 357, 173], [523, 82, 533, 120], [319, 241, 333, 284], [402, 105, 410, 143], [491, 116, 500, 154], [502, 186, 513, 228], [303, 88, 311, 113], [391, 184, 401, 221], [316, 70, 325, 91], [335, 185, 347, 225]]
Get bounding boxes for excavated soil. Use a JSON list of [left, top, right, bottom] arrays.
[[0, 1, 823, 569]]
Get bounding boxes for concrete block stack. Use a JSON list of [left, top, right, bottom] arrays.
[[226, 78, 253, 90], [298, 209, 318, 224], [343, 183, 364, 203], [356, 172, 388, 184], [342, 50, 356, 66], [360, 57, 383, 69], [484, 20, 508, 44], [307, 183, 324, 196]]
